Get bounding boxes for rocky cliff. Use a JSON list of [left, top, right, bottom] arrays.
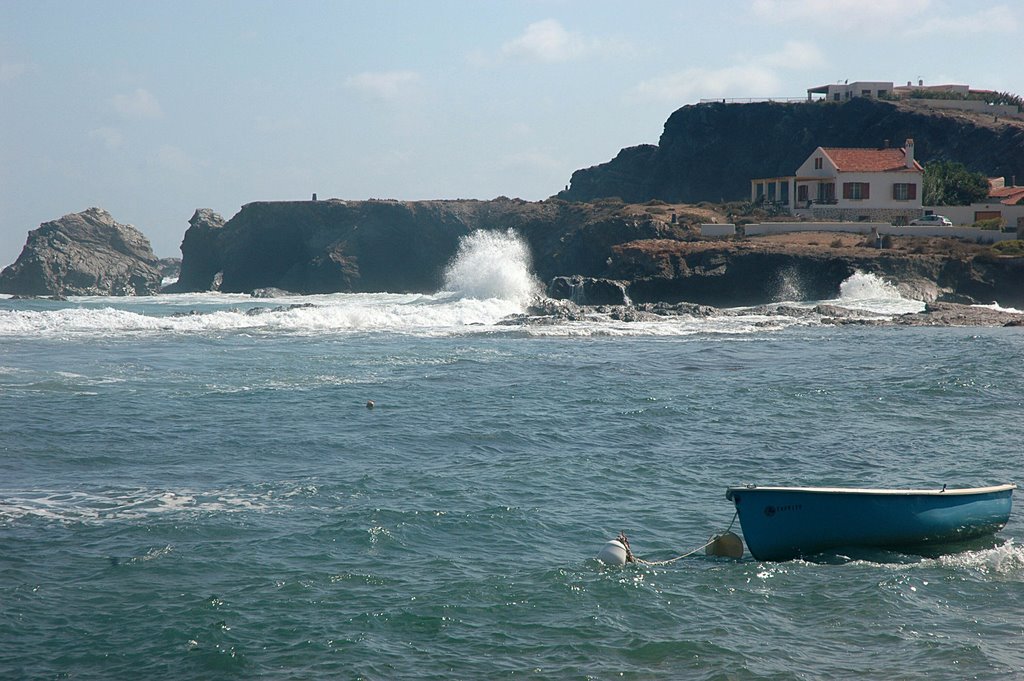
[[0, 208, 164, 296], [606, 238, 1024, 308], [168, 198, 697, 294], [559, 98, 1024, 203], [165, 196, 1024, 308]]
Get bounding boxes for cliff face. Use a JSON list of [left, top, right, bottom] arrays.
[[560, 98, 1024, 203], [0, 208, 163, 296], [168, 196, 1024, 307], [170, 198, 690, 294], [607, 240, 1024, 308]]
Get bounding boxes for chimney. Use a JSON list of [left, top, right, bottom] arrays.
[[883, 139, 889, 149], [918, 79, 924, 87], [904, 139, 915, 168]]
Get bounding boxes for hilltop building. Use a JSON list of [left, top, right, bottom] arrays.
[[806, 79, 1021, 116]]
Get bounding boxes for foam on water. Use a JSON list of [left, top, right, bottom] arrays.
[[974, 302, 1024, 314], [0, 487, 276, 524], [441, 229, 542, 303], [0, 269, 937, 339], [833, 271, 924, 315]]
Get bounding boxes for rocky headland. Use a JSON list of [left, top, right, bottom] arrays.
[[558, 97, 1024, 204]]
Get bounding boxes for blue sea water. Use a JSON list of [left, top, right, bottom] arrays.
[[1, 233, 1022, 680]]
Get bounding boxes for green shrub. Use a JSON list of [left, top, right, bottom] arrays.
[[974, 217, 1005, 231], [991, 240, 1024, 256]]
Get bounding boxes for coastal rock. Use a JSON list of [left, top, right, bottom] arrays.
[[163, 209, 225, 292], [895, 301, 1024, 327], [547, 275, 630, 305], [172, 198, 687, 295], [0, 208, 163, 296]]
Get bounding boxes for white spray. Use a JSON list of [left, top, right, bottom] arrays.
[[442, 229, 542, 303]]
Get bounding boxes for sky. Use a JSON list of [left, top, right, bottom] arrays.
[[1, 1, 1022, 264]]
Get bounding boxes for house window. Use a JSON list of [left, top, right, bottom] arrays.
[[893, 183, 917, 200], [814, 157, 823, 170], [818, 183, 835, 203], [833, 93, 840, 101], [843, 182, 870, 200], [797, 185, 809, 202], [862, 89, 871, 97], [780, 182, 789, 204]]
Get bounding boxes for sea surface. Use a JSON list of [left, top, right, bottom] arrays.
[[1, 232, 1022, 680]]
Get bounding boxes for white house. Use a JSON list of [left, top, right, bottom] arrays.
[[751, 140, 924, 223], [931, 177, 1024, 231], [806, 81, 893, 102]]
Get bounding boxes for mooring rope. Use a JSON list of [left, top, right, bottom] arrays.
[[618, 510, 739, 566]]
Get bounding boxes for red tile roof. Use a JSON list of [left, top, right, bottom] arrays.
[[821, 147, 923, 173], [989, 186, 1024, 205]]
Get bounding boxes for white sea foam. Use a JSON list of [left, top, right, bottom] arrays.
[[973, 302, 1024, 315], [0, 267, 932, 338], [442, 229, 542, 303], [832, 271, 924, 315], [0, 487, 275, 524]]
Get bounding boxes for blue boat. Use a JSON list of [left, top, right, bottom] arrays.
[[725, 484, 1016, 561]]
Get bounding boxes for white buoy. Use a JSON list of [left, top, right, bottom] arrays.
[[596, 539, 629, 566], [705, 531, 744, 558]]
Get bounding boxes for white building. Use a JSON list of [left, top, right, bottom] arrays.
[[806, 81, 893, 102], [751, 140, 924, 223]]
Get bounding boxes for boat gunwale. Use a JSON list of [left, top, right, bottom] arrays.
[[726, 483, 1016, 501]]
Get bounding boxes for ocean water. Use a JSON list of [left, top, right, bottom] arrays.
[[1, 232, 1022, 680]]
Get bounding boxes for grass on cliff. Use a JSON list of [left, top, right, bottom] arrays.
[[990, 240, 1024, 256]]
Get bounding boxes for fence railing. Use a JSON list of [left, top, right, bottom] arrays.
[[699, 97, 807, 104]]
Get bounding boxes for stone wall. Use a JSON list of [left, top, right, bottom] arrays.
[[807, 206, 921, 224]]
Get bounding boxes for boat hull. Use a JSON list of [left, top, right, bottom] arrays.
[[726, 484, 1016, 561]]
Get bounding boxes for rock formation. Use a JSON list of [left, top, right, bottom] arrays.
[[0, 208, 163, 296], [162, 209, 226, 293], [606, 239, 1024, 308], [559, 98, 1024, 203], [169, 198, 690, 295], [165, 196, 1024, 308]]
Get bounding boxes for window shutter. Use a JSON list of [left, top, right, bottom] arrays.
[[863, 183, 870, 199], [843, 183, 852, 199], [908, 183, 917, 200]]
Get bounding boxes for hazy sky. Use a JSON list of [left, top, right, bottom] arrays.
[[2, 1, 1022, 263]]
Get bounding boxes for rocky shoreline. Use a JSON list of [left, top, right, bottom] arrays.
[[508, 298, 1024, 328], [3, 202, 1024, 331]]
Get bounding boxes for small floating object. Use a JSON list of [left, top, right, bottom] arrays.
[[366, 400, 375, 409], [705, 531, 744, 558], [596, 539, 629, 566]]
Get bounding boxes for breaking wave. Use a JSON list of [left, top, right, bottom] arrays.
[[833, 271, 924, 315], [442, 229, 541, 303]]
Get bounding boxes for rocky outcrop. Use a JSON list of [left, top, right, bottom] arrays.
[[0, 208, 163, 296], [167, 197, 1024, 307], [547, 276, 630, 305], [607, 239, 1024, 308], [170, 198, 689, 295], [162, 209, 225, 292], [559, 98, 1024, 203]]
